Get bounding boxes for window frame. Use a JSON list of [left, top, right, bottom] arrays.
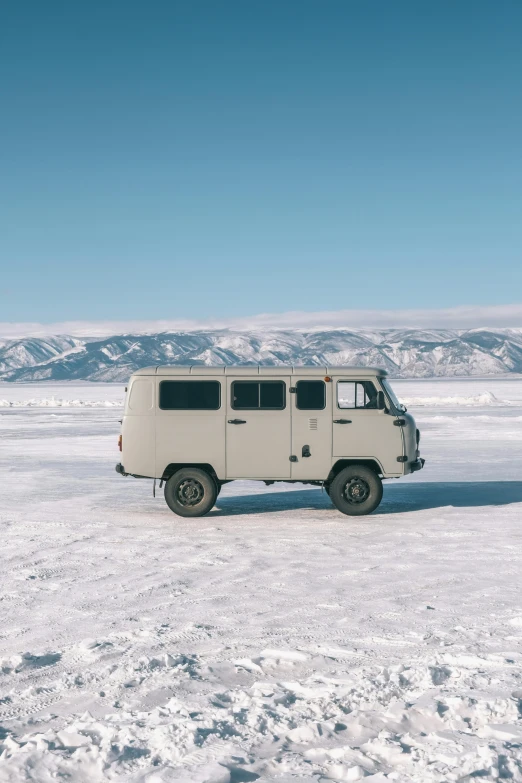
[[295, 379, 326, 411], [158, 380, 221, 411], [336, 380, 379, 411], [231, 380, 286, 411]]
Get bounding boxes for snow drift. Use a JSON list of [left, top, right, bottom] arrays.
[[0, 398, 123, 408], [398, 391, 509, 407]]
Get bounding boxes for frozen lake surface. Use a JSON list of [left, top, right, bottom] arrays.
[[1, 379, 522, 781]]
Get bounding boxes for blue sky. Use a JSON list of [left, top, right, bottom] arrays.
[[2, 0, 522, 325]]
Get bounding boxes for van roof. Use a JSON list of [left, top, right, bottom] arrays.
[[131, 365, 388, 378]]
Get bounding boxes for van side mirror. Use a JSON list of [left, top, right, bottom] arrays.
[[377, 391, 386, 410]]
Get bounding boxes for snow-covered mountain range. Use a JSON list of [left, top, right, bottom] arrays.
[[1, 328, 522, 381]]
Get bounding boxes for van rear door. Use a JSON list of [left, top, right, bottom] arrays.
[[225, 375, 291, 479]]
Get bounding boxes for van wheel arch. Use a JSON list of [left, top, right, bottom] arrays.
[[162, 463, 219, 486], [328, 459, 383, 483]]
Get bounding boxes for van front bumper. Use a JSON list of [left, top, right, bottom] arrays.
[[410, 458, 425, 473]]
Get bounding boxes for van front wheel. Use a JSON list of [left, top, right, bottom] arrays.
[[164, 468, 217, 518], [330, 465, 383, 516]]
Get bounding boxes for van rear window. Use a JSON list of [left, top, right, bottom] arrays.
[[159, 381, 221, 410], [232, 381, 286, 410]]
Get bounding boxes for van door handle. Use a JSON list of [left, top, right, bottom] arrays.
[[228, 419, 246, 424], [333, 419, 352, 424]]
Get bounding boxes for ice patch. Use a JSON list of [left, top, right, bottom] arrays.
[[399, 390, 510, 407], [417, 414, 522, 422], [0, 397, 123, 408]]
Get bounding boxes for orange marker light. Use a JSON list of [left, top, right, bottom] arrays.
[[118, 434, 122, 452], [324, 376, 331, 382]]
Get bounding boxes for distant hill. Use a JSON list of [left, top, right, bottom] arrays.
[[2, 328, 522, 381]]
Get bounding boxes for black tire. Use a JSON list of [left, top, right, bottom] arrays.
[[164, 468, 217, 518], [329, 465, 383, 516]]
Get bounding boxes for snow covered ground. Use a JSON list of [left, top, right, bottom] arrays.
[[1, 379, 522, 782]]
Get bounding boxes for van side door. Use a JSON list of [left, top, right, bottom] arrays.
[[225, 375, 291, 479], [332, 377, 404, 476], [290, 376, 332, 480]]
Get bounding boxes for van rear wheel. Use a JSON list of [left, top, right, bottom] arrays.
[[164, 468, 217, 518], [330, 465, 383, 516]]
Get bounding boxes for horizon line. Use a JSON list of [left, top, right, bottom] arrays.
[[2, 303, 522, 338]]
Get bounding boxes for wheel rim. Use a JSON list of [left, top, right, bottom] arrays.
[[177, 478, 205, 507], [343, 476, 370, 504]]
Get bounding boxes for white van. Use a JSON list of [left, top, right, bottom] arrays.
[[116, 365, 424, 517]]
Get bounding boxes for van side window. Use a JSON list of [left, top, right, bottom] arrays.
[[232, 381, 285, 410], [338, 381, 378, 409], [296, 380, 326, 410], [159, 380, 221, 410]]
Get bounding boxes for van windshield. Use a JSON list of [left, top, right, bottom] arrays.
[[381, 379, 406, 412]]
